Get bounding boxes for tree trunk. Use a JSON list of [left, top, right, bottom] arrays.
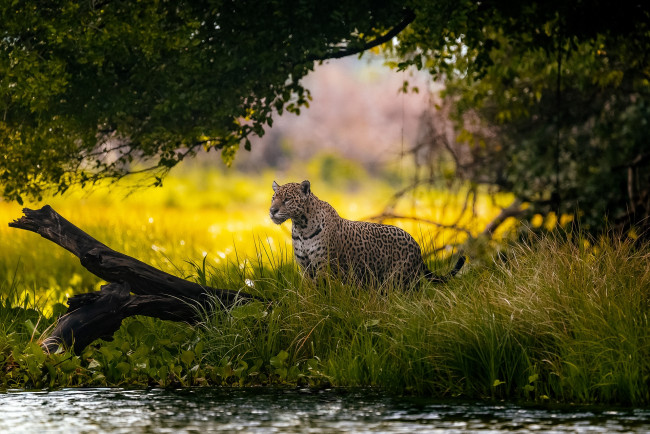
[[9, 205, 259, 354]]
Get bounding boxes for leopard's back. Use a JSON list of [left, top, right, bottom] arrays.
[[331, 219, 426, 284]]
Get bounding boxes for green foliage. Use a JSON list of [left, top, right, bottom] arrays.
[[0, 0, 409, 202], [437, 30, 650, 235], [392, 1, 648, 79], [3, 0, 647, 236], [388, 1, 650, 235]]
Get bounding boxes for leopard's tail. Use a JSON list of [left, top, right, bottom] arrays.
[[424, 255, 466, 283]]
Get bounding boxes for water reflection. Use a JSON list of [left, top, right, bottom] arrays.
[[1, 388, 649, 433]]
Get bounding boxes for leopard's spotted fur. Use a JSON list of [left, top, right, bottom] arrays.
[[270, 180, 465, 286]]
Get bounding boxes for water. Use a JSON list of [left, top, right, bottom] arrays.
[[1, 388, 650, 433]]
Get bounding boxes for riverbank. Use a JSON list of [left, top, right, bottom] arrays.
[[1, 232, 648, 405]]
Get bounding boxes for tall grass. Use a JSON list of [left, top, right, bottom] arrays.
[[0, 161, 511, 308], [1, 164, 646, 403], [196, 233, 650, 404]]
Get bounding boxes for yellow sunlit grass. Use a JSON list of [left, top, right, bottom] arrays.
[[0, 160, 511, 311]]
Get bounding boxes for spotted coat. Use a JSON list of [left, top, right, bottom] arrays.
[[269, 180, 464, 286]]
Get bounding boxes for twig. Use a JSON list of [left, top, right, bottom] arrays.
[[366, 213, 472, 236]]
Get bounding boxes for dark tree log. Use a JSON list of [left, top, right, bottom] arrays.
[[9, 205, 259, 354]]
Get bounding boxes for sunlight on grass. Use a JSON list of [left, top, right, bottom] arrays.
[[0, 158, 509, 308], [1, 161, 648, 404]]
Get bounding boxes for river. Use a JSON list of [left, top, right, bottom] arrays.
[[1, 388, 649, 433]]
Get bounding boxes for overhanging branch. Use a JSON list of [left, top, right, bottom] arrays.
[[309, 9, 416, 62]]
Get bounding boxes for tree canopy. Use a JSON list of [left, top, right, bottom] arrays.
[[0, 0, 410, 202], [392, 1, 649, 234], [1, 0, 649, 234]]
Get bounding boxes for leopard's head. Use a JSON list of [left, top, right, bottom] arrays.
[[269, 180, 311, 224]]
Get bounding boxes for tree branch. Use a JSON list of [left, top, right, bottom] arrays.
[[366, 212, 473, 236], [481, 199, 525, 238], [309, 9, 416, 61]]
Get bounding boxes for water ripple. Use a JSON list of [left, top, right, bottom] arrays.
[[1, 388, 649, 433]]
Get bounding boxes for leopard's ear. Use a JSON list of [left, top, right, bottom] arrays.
[[300, 180, 311, 195], [272, 181, 280, 192]]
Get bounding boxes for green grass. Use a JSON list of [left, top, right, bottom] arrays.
[[190, 232, 650, 404], [0, 163, 647, 404], [0, 229, 648, 405]]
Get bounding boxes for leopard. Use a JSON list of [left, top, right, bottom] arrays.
[[269, 180, 465, 287]]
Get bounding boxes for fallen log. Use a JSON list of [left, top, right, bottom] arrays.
[[9, 205, 259, 354]]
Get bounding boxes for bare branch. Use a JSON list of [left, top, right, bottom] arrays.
[[448, 186, 476, 228], [366, 212, 473, 236], [381, 179, 440, 212], [481, 199, 525, 238]]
